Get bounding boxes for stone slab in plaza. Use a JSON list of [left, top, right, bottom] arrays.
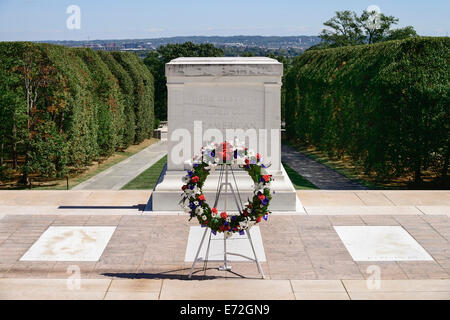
[[152, 57, 301, 212], [334, 226, 434, 261], [185, 226, 266, 262], [20, 226, 116, 261]]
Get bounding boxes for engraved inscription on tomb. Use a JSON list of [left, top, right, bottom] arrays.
[[183, 90, 264, 130]]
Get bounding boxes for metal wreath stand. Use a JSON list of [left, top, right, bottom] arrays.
[[188, 163, 265, 279]]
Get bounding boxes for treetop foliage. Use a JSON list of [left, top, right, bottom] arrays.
[[317, 9, 418, 49]]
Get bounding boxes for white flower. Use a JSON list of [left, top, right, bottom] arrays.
[[236, 157, 245, 166], [193, 201, 199, 206], [254, 188, 264, 195], [247, 221, 256, 229], [193, 186, 201, 195], [226, 217, 231, 223], [185, 160, 193, 169], [182, 176, 190, 183], [195, 206, 204, 215], [183, 206, 191, 213], [211, 212, 218, 218], [202, 215, 207, 221], [224, 231, 232, 239]]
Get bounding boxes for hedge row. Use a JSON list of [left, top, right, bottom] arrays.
[[0, 42, 154, 180], [284, 37, 449, 184]]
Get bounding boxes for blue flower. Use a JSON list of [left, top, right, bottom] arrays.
[[212, 230, 217, 235], [262, 198, 269, 206], [189, 184, 195, 190], [189, 202, 196, 210], [239, 230, 245, 235], [187, 170, 194, 177], [232, 216, 237, 220], [263, 215, 268, 221], [193, 163, 198, 168]]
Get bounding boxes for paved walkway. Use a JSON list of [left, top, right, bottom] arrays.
[[1, 214, 450, 281], [0, 190, 448, 216], [1, 278, 449, 300], [73, 141, 167, 190], [0, 190, 449, 299], [281, 144, 367, 190], [0, 213, 449, 300]]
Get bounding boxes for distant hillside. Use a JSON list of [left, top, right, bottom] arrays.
[[40, 35, 321, 57]]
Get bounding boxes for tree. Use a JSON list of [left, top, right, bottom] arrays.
[[357, 10, 398, 44], [15, 44, 57, 184], [318, 10, 417, 48], [319, 10, 364, 47], [144, 42, 224, 121], [385, 26, 418, 41]]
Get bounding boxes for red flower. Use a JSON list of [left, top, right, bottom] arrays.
[[257, 216, 262, 223], [181, 185, 187, 191], [257, 153, 261, 161], [220, 211, 227, 219], [211, 207, 218, 213], [248, 203, 252, 209], [243, 209, 248, 216], [245, 159, 250, 165], [262, 175, 271, 182], [198, 194, 205, 201], [219, 225, 226, 232], [191, 176, 199, 183], [258, 194, 265, 201]]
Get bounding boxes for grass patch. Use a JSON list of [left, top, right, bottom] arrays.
[[282, 162, 318, 190], [121, 155, 167, 190]]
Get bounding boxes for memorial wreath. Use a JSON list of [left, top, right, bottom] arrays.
[[180, 141, 272, 237]]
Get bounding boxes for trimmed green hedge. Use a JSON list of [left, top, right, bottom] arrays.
[[111, 51, 154, 144], [0, 42, 154, 180], [284, 37, 449, 184]]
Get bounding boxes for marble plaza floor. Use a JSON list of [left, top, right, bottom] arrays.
[[0, 190, 449, 299]]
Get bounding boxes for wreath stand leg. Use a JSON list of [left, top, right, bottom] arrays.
[[188, 164, 265, 279]]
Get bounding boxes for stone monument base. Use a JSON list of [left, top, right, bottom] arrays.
[[149, 164, 303, 213]]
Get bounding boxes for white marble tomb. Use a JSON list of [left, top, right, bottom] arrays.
[[151, 57, 301, 212]]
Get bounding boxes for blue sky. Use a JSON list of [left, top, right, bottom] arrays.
[[0, 0, 448, 41]]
